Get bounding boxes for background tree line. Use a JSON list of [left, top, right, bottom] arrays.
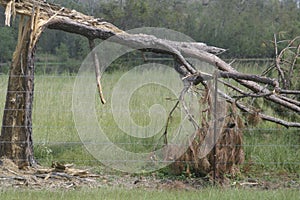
[[0, 0, 299, 73]]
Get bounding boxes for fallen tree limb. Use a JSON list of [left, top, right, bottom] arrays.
[[219, 79, 274, 99], [218, 71, 279, 88], [183, 49, 300, 113], [220, 92, 300, 128], [279, 89, 300, 95], [1, 0, 299, 129]]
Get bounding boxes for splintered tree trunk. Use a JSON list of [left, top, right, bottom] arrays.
[[0, 18, 38, 167]]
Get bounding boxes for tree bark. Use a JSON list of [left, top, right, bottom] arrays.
[[0, 18, 37, 166], [0, 1, 44, 166]]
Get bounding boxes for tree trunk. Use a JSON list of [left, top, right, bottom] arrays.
[[0, 18, 37, 167]]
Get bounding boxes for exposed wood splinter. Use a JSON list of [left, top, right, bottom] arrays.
[[89, 39, 106, 104]]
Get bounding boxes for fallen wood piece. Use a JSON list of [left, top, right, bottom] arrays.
[[4, 167, 19, 176], [44, 173, 51, 180], [52, 161, 68, 170], [65, 168, 89, 177], [65, 182, 76, 189], [36, 168, 54, 174], [239, 182, 259, 186], [0, 176, 26, 181], [35, 174, 50, 179], [51, 172, 73, 180]]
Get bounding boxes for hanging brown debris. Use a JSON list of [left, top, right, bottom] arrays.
[[165, 89, 245, 182]]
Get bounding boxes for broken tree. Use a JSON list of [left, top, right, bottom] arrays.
[[0, 0, 299, 175]]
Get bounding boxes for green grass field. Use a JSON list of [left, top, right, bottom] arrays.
[[0, 68, 299, 171], [1, 187, 299, 200], [0, 65, 299, 197]]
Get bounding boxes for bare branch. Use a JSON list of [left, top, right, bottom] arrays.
[[274, 33, 287, 88], [179, 85, 200, 130], [218, 71, 279, 88], [160, 100, 180, 146], [219, 92, 300, 128], [88, 39, 106, 104], [279, 89, 300, 95], [277, 95, 300, 107], [219, 79, 273, 99]]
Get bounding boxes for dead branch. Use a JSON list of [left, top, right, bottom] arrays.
[[88, 39, 106, 104], [289, 43, 300, 80], [274, 33, 287, 89], [277, 95, 300, 107], [180, 84, 201, 130], [274, 35, 300, 90], [218, 71, 279, 88], [279, 89, 300, 95], [219, 92, 300, 128], [170, 43, 300, 115], [162, 100, 180, 145], [219, 79, 274, 99]]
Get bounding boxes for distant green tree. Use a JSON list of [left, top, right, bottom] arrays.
[[0, 27, 16, 63], [199, 0, 300, 57], [1, 0, 300, 71], [55, 43, 70, 62]]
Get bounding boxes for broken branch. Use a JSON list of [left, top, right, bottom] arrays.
[[89, 39, 106, 104]]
